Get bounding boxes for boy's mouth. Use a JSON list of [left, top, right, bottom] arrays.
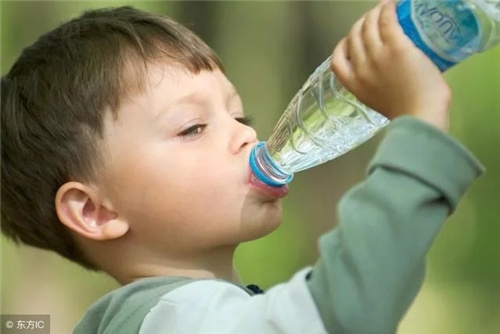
[[248, 171, 289, 199]]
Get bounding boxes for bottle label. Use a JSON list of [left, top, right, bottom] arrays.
[[397, 0, 481, 70]]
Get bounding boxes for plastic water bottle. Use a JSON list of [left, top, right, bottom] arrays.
[[249, 0, 500, 187]]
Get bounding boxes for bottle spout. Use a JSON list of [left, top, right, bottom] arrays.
[[249, 142, 293, 187]]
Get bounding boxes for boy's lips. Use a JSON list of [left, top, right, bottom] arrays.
[[248, 170, 289, 199]]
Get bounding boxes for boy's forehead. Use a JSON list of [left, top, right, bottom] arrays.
[[113, 64, 239, 122]]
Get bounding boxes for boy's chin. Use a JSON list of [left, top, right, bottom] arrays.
[[233, 197, 283, 241], [240, 214, 283, 242]]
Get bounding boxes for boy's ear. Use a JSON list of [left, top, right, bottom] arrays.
[[55, 182, 129, 241]]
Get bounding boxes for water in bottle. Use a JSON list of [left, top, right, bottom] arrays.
[[249, 0, 500, 187]]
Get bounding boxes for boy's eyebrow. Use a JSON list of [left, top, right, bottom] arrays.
[[156, 86, 240, 119]]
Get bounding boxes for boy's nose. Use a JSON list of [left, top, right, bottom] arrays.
[[229, 119, 258, 155]]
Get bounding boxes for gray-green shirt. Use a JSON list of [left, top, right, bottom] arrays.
[[74, 116, 484, 334]]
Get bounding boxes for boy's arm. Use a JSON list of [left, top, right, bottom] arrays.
[[306, 3, 484, 331], [306, 116, 485, 333]]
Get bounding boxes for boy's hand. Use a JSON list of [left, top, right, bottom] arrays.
[[331, 0, 451, 132]]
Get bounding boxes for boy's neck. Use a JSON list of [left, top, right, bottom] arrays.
[[116, 245, 240, 285]]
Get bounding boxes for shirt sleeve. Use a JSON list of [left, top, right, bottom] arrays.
[[306, 116, 485, 334], [139, 268, 328, 334]]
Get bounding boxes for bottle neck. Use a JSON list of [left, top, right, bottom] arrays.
[[249, 142, 293, 187]]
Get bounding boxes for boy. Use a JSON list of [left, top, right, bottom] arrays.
[[1, 1, 484, 333]]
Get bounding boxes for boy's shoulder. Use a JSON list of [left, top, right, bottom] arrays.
[[73, 276, 196, 334], [73, 275, 261, 334]]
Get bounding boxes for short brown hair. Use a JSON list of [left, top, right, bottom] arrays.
[[1, 6, 223, 270]]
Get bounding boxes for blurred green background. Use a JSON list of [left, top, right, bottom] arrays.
[[1, 1, 499, 333]]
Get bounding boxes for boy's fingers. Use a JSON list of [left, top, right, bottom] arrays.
[[378, 0, 403, 44], [347, 15, 367, 70], [362, 1, 385, 54], [331, 38, 354, 89]]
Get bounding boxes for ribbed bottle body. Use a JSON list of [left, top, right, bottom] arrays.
[[265, 57, 388, 175]]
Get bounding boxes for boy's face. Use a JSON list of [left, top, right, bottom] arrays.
[[97, 65, 284, 255]]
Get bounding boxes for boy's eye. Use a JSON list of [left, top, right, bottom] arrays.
[[178, 117, 253, 138], [235, 116, 254, 127], [178, 124, 207, 138]]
